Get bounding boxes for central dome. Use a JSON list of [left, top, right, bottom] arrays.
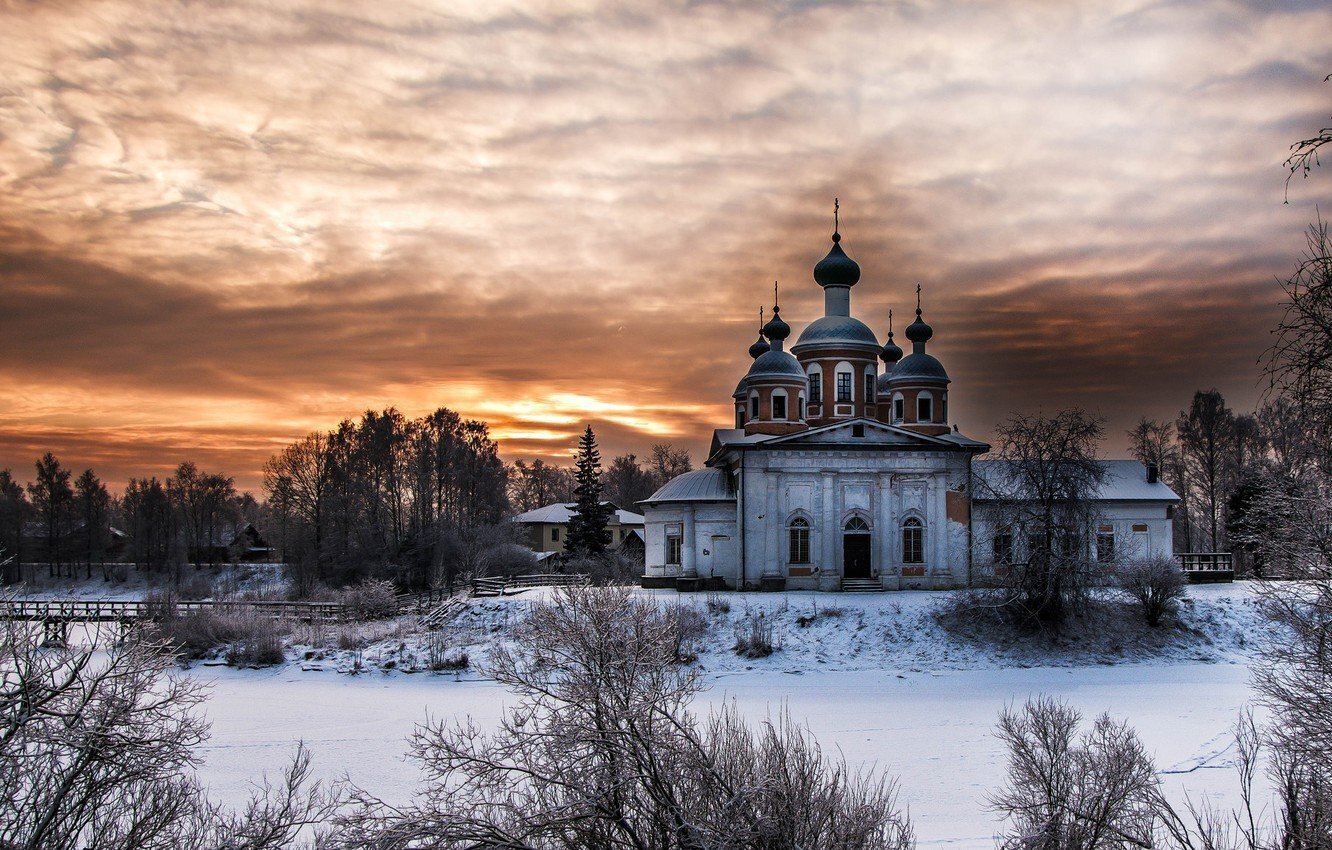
[[792, 315, 879, 350], [813, 240, 861, 289]]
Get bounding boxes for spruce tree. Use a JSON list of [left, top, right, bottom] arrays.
[[565, 425, 612, 557]]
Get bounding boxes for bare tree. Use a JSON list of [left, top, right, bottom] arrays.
[[333, 586, 912, 849], [991, 697, 1160, 850], [1285, 73, 1331, 194], [647, 443, 692, 489], [977, 409, 1107, 627], [1114, 557, 1186, 627], [1177, 390, 1237, 552], [0, 614, 337, 849]]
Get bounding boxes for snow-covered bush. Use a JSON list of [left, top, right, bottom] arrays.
[[332, 586, 909, 848], [991, 697, 1160, 849], [1115, 557, 1186, 627], [0, 616, 336, 848], [341, 578, 398, 621]]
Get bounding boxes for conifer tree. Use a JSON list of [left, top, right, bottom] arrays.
[[565, 425, 612, 557]]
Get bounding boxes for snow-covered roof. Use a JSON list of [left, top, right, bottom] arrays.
[[972, 459, 1179, 502], [639, 468, 734, 505], [512, 502, 645, 525]]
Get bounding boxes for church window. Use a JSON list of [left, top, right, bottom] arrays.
[[837, 372, 852, 402], [865, 373, 876, 403], [1096, 526, 1116, 563], [666, 531, 682, 565], [798, 395, 806, 420], [941, 396, 948, 423], [902, 518, 924, 564], [992, 530, 1013, 565], [918, 394, 933, 422], [750, 394, 759, 419], [772, 392, 787, 420], [808, 370, 821, 404], [788, 518, 810, 564], [893, 395, 904, 423], [735, 406, 745, 428], [845, 516, 870, 532]]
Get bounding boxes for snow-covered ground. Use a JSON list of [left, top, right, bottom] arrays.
[[183, 582, 1270, 848]]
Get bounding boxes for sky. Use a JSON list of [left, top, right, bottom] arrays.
[[2, 0, 1330, 494]]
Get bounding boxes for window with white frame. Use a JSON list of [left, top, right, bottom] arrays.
[[902, 518, 924, 563], [917, 392, 933, 423], [992, 530, 1013, 564], [750, 393, 759, 419], [772, 390, 787, 420], [797, 394, 805, 421], [808, 369, 822, 404], [665, 528, 683, 565], [864, 372, 876, 403], [788, 517, 810, 564], [893, 394, 904, 422], [837, 371, 853, 402]]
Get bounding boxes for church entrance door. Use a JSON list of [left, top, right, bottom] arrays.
[[843, 518, 872, 579]]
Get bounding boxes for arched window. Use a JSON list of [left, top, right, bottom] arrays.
[[892, 393, 904, 423], [836, 361, 854, 403], [807, 368, 822, 405], [797, 393, 806, 421], [940, 395, 948, 424], [788, 517, 810, 564], [772, 389, 788, 420], [844, 516, 870, 532], [735, 405, 745, 428], [750, 392, 760, 420], [902, 518, 924, 564], [917, 392, 933, 423], [864, 369, 876, 404]]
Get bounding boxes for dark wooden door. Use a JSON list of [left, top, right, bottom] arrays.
[[843, 534, 871, 579]]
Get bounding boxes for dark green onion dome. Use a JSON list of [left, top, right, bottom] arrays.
[[761, 305, 791, 342], [905, 307, 933, 343], [880, 331, 903, 365], [748, 335, 771, 359], [813, 233, 861, 289]]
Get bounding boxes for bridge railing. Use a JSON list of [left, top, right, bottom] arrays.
[[472, 573, 591, 597], [0, 598, 346, 623]]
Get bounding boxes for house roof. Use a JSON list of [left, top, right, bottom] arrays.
[[512, 501, 645, 525], [972, 459, 1179, 502], [639, 468, 734, 505]]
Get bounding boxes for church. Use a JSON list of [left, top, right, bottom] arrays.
[[639, 210, 1178, 592]]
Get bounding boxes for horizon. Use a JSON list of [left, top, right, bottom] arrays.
[[3, 1, 1330, 494]]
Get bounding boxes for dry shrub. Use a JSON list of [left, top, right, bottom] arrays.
[[733, 614, 776, 659], [148, 603, 288, 667], [705, 594, 731, 615], [1115, 557, 1186, 627], [667, 604, 707, 663], [341, 579, 399, 621]]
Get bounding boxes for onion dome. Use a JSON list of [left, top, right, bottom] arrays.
[[762, 304, 790, 342], [748, 335, 770, 359], [733, 377, 748, 399], [813, 239, 861, 289], [905, 306, 932, 343], [880, 309, 902, 365], [891, 352, 949, 382]]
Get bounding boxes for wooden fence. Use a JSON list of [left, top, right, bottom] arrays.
[[472, 573, 591, 597]]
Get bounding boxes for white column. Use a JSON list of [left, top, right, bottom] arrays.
[[821, 472, 836, 575], [763, 476, 780, 578], [682, 505, 697, 578]]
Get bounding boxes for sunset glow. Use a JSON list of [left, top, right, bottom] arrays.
[[2, 0, 1330, 492]]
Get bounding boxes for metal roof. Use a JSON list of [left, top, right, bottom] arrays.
[[972, 459, 1179, 502], [512, 502, 645, 525], [887, 351, 949, 382], [640, 468, 734, 504], [792, 315, 880, 350]]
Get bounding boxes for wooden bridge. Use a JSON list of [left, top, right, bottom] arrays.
[[0, 597, 347, 645], [471, 573, 591, 597]]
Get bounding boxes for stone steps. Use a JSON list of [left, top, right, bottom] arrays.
[[840, 578, 883, 593]]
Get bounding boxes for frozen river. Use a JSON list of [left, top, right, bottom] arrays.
[[193, 660, 1256, 848]]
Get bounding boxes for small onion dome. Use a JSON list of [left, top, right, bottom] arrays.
[[813, 237, 861, 289], [891, 352, 950, 383], [880, 333, 903, 365], [748, 335, 770, 359], [762, 305, 791, 342], [745, 349, 805, 380], [905, 308, 933, 343]]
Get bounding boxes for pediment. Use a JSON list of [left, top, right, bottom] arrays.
[[765, 419, 947, 449]]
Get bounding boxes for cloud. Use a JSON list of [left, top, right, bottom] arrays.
[[0, 0, 1330, 491]]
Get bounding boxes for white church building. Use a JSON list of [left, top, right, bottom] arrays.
[[640, 212, 1178, 591]]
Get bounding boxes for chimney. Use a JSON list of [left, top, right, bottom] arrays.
[[1146, 462, 1159, 484]]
